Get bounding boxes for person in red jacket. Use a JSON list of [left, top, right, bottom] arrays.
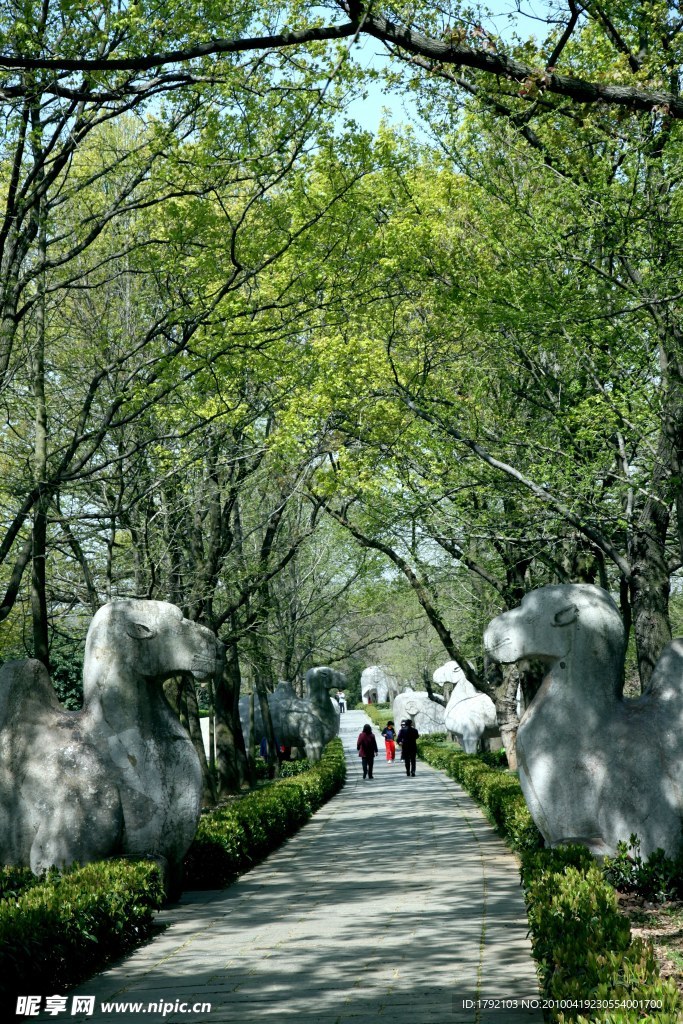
[[357, 723, 379, 779]]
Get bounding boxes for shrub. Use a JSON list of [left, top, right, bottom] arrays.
[[0, 864, 45, 902], [522, 853, 681, 1022], [278, 758, 311, 777], [419, 737, 683, 1023], [603, 834, 683, 903], [0, 859, 164, 1001]]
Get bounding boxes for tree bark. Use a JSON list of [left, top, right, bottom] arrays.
[[214, 638, 250, 794]]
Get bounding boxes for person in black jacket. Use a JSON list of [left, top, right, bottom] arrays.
[[397, 719, 419, 777]]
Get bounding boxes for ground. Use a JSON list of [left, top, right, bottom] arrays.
[[618, 893, 683, 996]]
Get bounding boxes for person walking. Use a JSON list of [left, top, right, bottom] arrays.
[[381, 720, 397, 762], [397, 719, 419, 777], [357, 723, 378, 779], [337, 690, 346, 713]]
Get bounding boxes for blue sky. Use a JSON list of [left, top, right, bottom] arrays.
[[339, 1, 553, 135]]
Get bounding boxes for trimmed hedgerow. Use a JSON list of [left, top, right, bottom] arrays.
[[184, 738, 346, 888], [418, 737, 683, 1023], [522, 848, 681, 1024], [0, 864, 46, 902], [0, 859, 164, 1002]]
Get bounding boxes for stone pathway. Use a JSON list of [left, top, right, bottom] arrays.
[[40, 711, 542, 1023]]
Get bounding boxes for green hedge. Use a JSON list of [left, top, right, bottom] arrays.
[[0, 859, 164, 1002], [0, 739, 346, 1004], [184, 737, 346, 888], [0, 864, 45, 902], [418, 737, 682, 1023]]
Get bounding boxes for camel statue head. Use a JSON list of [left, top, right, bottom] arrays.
[[83, 599, 223, 702], [484, 584, 625, 698]]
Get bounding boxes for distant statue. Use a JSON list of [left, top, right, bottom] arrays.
[[361, 665, 401, 704], [393, 688, 446, 735], [484, 584, 683, 859], [438, 661, 498, 754], [0, 600, 224, 895], [239, 666, 342, 763]]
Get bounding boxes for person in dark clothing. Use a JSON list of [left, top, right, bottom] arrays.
[[397, 719, 419, 776], [357, 723, 379, 779]]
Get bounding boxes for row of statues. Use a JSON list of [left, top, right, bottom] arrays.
[[2, 583, 682, 885], [361, 661, 497, 754]]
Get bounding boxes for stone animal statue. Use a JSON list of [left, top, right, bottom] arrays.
[[240, 667, 341, 763], [393, 688, 446, 735], [484, 584, 683, 859], [0, 600, 223, 894], [304, 666, 343, 743], [361, 665, 401, 704], [438, 661, 498, 754]]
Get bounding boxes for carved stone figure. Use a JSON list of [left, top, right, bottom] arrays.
[[393, 688, 446, 735], [484, 584, 683, 859], [239, 667, 341, 763], [0, 600, 224, 892], [304, 666, 344, 741], [0, 659, 122, 875], [361, 665, 401, 704], [438, 661, 498, 754]]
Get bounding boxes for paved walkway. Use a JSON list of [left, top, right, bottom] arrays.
[[46, 711, 541, 1023]]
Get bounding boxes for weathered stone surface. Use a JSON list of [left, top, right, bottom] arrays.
[[239, 667, 341, 763], [0, 600, 223, 889], [393, 688, 446, 735], [361, 665, 401, 704], [438, 661, 498, 754], [484, 584, 683, 859], [0, 659, 122, 874]]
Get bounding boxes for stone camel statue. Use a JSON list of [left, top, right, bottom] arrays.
[[361, 665, 400, 704], [0, 599, 224, 895], [240, 666, 342, 763], [437, 661, 498, 754], [484, 584, 683, 859], [393, 688, 446, 735]]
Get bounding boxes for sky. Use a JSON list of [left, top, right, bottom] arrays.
[[337, 1, 554, 135]]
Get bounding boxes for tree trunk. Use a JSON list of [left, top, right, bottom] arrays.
[[182, 673, 217, 808], [164, 676, 216, 807], [215, 639, 250, 793], [629, 544, 672, 690], [31, 209, 49, 670], [491, 662, 520, 771]]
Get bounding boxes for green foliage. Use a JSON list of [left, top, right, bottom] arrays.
[[185, 739, 345, 888], [0, 865, 45, 902], [521, 851, 681, 1022], [361, 703, 392, 729], [421, 737, 682, 1021], [603, 835, 683, 904], [0, 860, 164, 1000], [277, 757, 312, 777], [49, 643, 84, 710]]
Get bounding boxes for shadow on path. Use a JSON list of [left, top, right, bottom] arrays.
[[40, 711, 541, 1023]]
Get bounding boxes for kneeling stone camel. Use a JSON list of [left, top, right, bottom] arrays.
[[484, 584, 683, 859], [0, 600, 223, 892], [240, 666, 341, 762]]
